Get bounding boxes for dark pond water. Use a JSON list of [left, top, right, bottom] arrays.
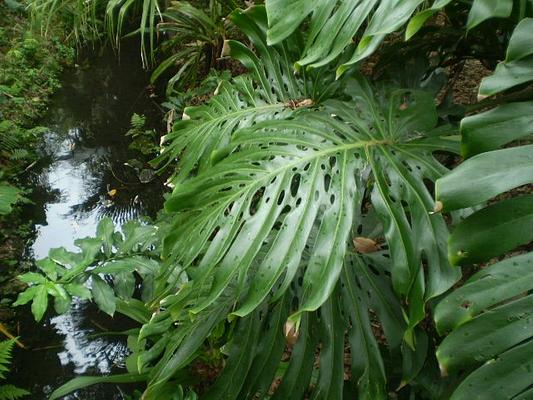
[[10, 42, 165, 399]]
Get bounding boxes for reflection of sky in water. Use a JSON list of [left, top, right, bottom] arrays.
[[51, 299, 128, 375], [32, 129, 129, 378], [10, 43, 164, 399]]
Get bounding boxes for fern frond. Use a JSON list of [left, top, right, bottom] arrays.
[[0, 385, 30, 400], [0, 340, 15, 380], [8, 149, 29, 161]]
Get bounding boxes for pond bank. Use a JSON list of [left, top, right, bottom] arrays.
[[0, 4, 76, 298]]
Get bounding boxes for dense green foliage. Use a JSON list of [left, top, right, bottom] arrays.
[[7, 0, 533, 399], [0, 1, 75, 284]]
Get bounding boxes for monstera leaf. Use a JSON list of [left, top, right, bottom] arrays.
[[265, 0, 428, 74], [265, 0, 527, 75], [136, 6, 462, 398], [434, 17, 533, 400]]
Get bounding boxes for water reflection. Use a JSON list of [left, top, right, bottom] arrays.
[[11, 42, 164, 399], [52, 299, 128, 375]]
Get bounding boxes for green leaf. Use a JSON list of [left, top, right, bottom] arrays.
[[116, 220, 158, 255], [405, 0, 453, 39], [435, 252, 533, 398], [114, 272, 136, 300], [17, 273, 45, 285], [12, 287, 39, 307], [0, 340, 15, 380], [506, 18, 533, 61], [92, 257, 159, 277], [96, 217, 115, 257], [478, 18, 533, 96], [478, 55, 533, 96], [31, 284, 48, 322], [49, 373, 147, 400], [448, 195, 533, 265], [203, 312, 261, 400], [64, 283, 92, 300], [47, 284, 71, 314], [265, 0, 427, 72], [460, 101, 533, 158], [91, 275, 116, 316], [436, 144, 533, 211], [435, 252, 533, 333], [438, 294, 533, 373], [48, 247, 83, 269], [115, 299, 151, 324], [36, 258, 58, 281], [466, 0, 513, 30], [449, 341, 533, 400]]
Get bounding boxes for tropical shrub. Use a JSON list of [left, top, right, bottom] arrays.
[[150, 0, 230, 94], [18, 4, 461, 398], [433, 17, 533, 399], [14, 0, 533, 399]]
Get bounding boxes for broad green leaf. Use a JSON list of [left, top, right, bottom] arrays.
[[310, 295, 344, 399], [48, 284, 71, 314], [91, 275, 116, 316], [341, 262, 387, 398], [92, 257, 159, 277], [435, 252, 533, 333], [436, 145, 533, 211], [479, 19, 533, 96], [116, 299, 151, 324], [466, 0, 513, 30], [449, 341, 533, 400], [460, 101, 533, 158], [238, 299, 288, 398], [74, 237, 102, 266], [448, 195, 533, 265], [203, 312, 260, 400], [506, 18, 533, 61], [49, 373, 148, 400], [117, 220, 158, 255], [64, 283, 92, 300], [96, 217, 115, 257], [13, 286, 39, 307], [265, 0, 428, 73], [31, 284, 48, 322], [17, 273, 46, 285], [114, 272, 136, 299], [48, 247, 83, 269], [144, 300, 230, 398], [437, 294, 533, 373], [36, 258, 58, 281], [479, 55, 533, 96]]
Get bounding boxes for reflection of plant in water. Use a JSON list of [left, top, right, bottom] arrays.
[[66, 157, 164, 224], [126, 113, 159, 156]]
